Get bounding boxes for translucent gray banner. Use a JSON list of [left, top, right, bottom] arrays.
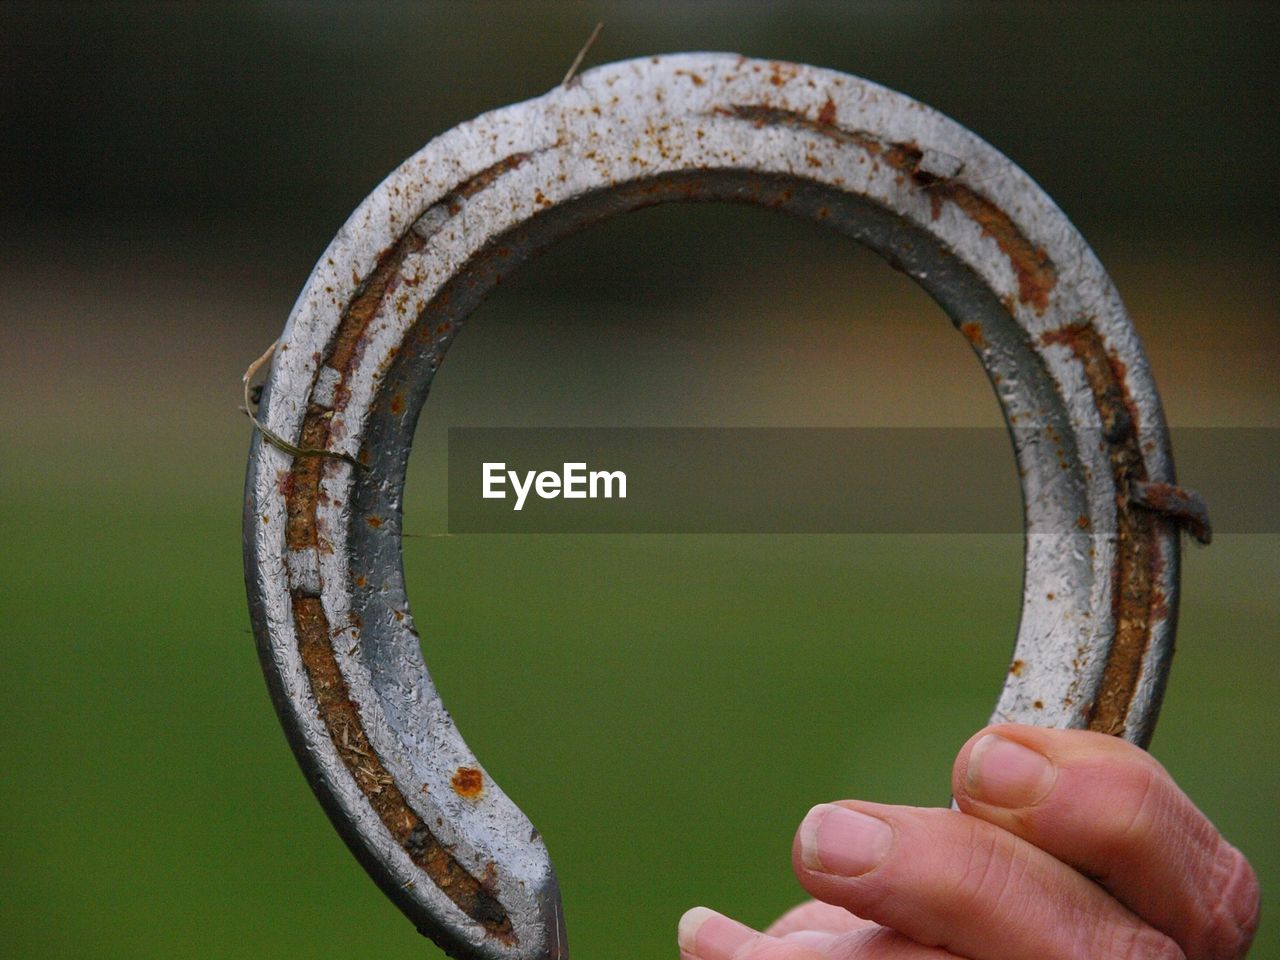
[[446, 428, 1277, 534]]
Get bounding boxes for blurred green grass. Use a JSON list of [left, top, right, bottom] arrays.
[[1, 473, 1275, 956], [1, 201, 1276, 958]]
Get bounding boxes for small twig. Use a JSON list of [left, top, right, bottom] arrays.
[[242, 339, 277, 406], [562, 21, 603, 87], [241, 339, 364, 469]]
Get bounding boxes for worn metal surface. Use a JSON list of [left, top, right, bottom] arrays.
[[244, 54, 1200, 959]]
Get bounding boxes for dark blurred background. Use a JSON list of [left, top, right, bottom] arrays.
[[2, 3, 1276, 958]]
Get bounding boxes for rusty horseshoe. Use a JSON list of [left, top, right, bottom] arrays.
[[243, 55, 1209, 960]]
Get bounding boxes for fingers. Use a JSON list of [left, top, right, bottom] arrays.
[[679, 909, 824, 960], [679, 907, 961, 959], [952, 724, 1260, 960], [685, 725, 1258, 960], [790, 802, 1182, 960], [765, 900, 874, 938]]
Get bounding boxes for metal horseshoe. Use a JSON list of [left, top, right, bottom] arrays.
[[243, 55, 1209, 960]]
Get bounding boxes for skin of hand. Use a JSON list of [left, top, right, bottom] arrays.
[[678, 724, 1260, 960]]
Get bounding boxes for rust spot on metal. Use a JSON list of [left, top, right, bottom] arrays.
[[767, 61, 797, 87], [1039, 320, 1159, 739], [1009, 659, 1025, 676], [451, 767, 485, 800], [960, 321, 985, 349], [283, 415, 330, 550], [1134, 481, 1176, 510], [913, 170, 1055, 313], [366, 516, 383, 529], [1041, 324, 1138, 442], [816, 96, 837, 127], [457, 153, 531, 200], [1130, 480, 1213, 544], [481, 861, 501, 895], [1033, 699, 1045, 710], [390, 393, 405, 415]]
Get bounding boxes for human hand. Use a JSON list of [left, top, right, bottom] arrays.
[[678, 724, 1259, 959]]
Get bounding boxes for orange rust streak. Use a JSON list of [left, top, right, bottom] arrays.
[[292, 595, 514, 939], [284, 417, 327, 550], [456, 153, 531, 200], [722, 105, 1058, 313], [284, 229, 431, 556], [324, 232, 427, 403], [1040, 322, 1157, 738], [925, 179, 1055, 313], [278, 168, 542, 936]]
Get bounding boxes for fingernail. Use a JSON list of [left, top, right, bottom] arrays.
[[677, 907, 755, 958], [966, 734, 1057, 807], [798, 803, 893, 876]]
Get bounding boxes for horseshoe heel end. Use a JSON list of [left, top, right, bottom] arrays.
[[245, 432, 568, 959]]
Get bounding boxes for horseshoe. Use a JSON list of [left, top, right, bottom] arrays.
[[242, 55, 1209, 960]]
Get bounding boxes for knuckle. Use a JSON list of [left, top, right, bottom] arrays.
[[1102, 758, 1170, 854], [843, 872, 893, 921], [1197, 843, 1261, 959], [940, 817, 1025, 922]]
